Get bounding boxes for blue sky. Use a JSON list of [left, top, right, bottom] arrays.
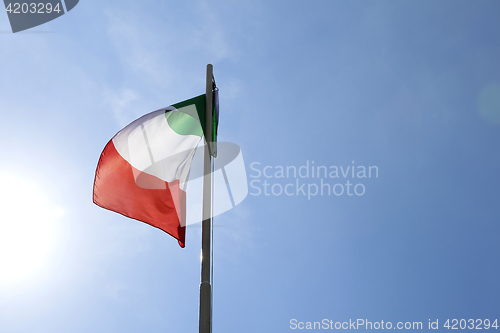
[[1, 1, 500, 332]]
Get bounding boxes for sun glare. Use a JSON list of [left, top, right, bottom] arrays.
[[0, 174, 63, 284]]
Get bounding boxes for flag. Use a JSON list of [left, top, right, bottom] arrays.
[[93, 94, 209, 247]]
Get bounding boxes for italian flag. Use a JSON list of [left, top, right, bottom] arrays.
[[93, 95, 207, 247]]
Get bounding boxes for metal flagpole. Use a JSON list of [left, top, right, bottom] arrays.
[[199, 64, 213, 333]]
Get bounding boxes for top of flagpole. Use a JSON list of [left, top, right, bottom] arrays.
[[206, 64, 214, 154]]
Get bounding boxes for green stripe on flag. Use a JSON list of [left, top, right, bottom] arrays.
[[172, 94, 209, 140], [165, 111, 203, 137]]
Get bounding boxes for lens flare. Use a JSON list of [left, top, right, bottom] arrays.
[[0, 174, 62, 284]]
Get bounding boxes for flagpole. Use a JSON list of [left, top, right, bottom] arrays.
[[199, 64, 213, 333]]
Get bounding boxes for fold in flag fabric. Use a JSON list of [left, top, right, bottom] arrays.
[[93, 95, 207, 247]]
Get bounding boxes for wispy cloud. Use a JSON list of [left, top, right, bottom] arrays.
[[102, 1, 242, 126], [102, 87, 140, 127]]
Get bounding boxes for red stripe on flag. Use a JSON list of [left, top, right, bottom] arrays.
[[93, 140, 186, 247]]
